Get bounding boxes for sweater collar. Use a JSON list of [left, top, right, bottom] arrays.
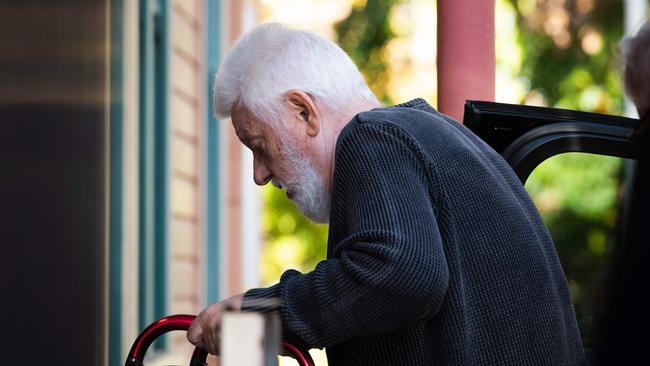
[[390, 98, 433, 111]]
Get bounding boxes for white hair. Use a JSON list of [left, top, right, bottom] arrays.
[[622, 20, 650, 116], [213, 22, 378, 124]]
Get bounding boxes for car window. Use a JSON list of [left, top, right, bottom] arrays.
[[524, 152, 630, 347]]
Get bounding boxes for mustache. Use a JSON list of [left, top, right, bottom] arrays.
[[271, 179, 284, 189]]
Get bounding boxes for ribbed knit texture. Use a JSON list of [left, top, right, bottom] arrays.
[[243, 99, 585, 365]]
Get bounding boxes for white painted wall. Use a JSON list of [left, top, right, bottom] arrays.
[[240, 0, 262, 290]]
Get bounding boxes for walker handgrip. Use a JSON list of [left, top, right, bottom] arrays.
[[125, 314, 315, 366], [281, 341, 316, 366], [125, 314, 206, 366]]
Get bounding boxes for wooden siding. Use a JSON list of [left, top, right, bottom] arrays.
[[168, 0, 204, 355]]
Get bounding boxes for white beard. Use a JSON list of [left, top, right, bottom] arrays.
[[274, 136, 330, 224]]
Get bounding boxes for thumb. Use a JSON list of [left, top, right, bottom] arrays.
[[186, 317, 204, 346]]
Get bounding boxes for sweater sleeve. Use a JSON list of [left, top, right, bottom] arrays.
[[242, 121, 449, 348]]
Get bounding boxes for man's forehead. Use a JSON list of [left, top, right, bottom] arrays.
[[231, 106, 263, 141]]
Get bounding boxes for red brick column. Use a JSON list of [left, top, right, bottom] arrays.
[[437, 0, 495, 122]]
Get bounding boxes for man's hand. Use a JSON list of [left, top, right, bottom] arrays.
[[187, 293, 244, 355]]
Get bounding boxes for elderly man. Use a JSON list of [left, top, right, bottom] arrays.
[[188, 23, 585, 365]]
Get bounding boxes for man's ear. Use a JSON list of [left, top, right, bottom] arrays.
[[286, 90, 320, 137]]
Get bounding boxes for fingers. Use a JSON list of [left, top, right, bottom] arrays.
[[204, 310, 220, 355], [187, 312, 205, 347], [188, 294, 245, 356], [188, 305, 222, 355]]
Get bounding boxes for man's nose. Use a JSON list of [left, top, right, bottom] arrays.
[[253, 159, 271, 186]]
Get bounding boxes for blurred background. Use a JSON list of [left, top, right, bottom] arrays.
[[0, 0, 647, 365]]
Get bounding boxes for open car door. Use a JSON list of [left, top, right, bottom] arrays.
[[463, 100, 641, 183]]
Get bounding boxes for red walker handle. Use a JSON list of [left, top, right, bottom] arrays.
[[124, 314, 315, 366]]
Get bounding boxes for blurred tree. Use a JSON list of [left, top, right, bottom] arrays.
[[335, 0, 401, 104], [260, 185, 328, 285], [525, 153, 623, 345], [509, 0, 625, 112]]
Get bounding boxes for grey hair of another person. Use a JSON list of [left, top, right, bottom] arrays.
[[622, 20, 650, 117]]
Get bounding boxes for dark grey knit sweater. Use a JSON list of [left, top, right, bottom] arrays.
[[243, 99, 585, 365]]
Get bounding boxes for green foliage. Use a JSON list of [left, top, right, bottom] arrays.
[[525, 153, 624, 344], [509, 0, 625, 112], [260, 185, 328, 285], [335, 0, 401, 104]]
